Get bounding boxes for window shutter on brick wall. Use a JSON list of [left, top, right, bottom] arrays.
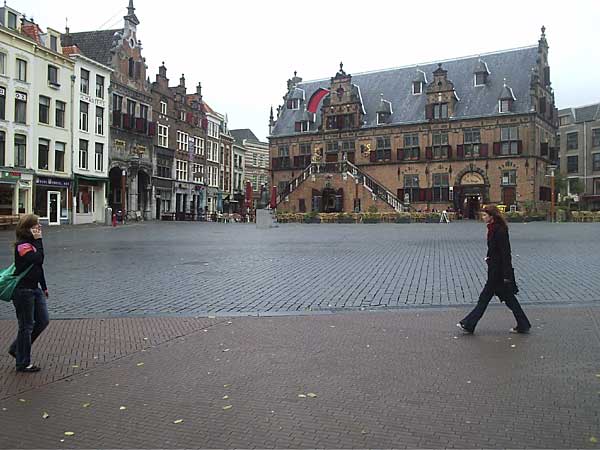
[[369, 150, 376, 163], [493, 142, 501, 156], [447, 145, 452, 159], [426, 188, 433, 202], [480, 144, 489, 157], [419, 189, 426, 202], [425, 147, 432, 160], [397, 149, 404, 161], [456, 144, 464, 159], [517, 140, 523, 154], [148, 121, 156, 136], [295, 122, 301, 132]]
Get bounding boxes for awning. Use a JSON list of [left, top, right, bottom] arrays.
[[76, 174, 109, 182]]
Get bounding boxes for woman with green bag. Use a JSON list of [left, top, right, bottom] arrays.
[[8, 214, 49, 373]]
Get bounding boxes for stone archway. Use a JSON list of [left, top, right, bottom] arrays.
[[454, 165, 490, 219]]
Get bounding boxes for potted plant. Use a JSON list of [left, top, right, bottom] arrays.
[[303, 211, 321, 224], [394, 212, 411, 223], [337, 212, 354, 224]]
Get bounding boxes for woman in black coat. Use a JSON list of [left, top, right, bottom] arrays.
[[458, 205, 531, 334]]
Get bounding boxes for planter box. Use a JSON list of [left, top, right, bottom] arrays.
[[395, 217, 411, 223], [303, 217, 321, 224]]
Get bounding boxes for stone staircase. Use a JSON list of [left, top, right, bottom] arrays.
[[276, 161, 405, 212]]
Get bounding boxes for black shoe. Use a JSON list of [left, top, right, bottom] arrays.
[[8, 349, 16, 359], [456, 323, 474, 334], [16, 365, 41, 373], [509, 327, 530, 334]]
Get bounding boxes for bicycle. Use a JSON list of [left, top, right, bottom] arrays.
[[123, 210, 143, 223]]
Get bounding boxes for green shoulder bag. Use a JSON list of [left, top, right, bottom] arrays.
[[0, 264, 33, 302]]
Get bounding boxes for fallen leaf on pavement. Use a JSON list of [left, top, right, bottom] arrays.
[[42, 412, 49, 419], [222, 395, 229, 400], [307, 393, 317, 398], [64, 432, 75, 436], [510, 345, 516, 348], [222, 405, 232, 410], [223, 384, 230, 388], [298, 394, 307, 398], [119, 406, 127, 410], [222, 349, 230, 352], [18, 399, 26, 403], [173, 419, 184, 424], [136, 362, 144, 367], [590, 436, 598, 443]]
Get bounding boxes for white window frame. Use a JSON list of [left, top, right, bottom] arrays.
[[95, 143, 104, 172], [158, 124, 169, 148], [300, 121, 310, 132], [474, 73, 486, 87], [54, 141, 65, 172], [160, 101, 167, 115], [16, 58, 27, 82], [96, 106, 104, 135], [79, 139, 89, 170], [80, 101, 89, 131], [290, 99, 300, 110], [499, 99, 511, 113], [412, 81, 422, 95], [180, 111, 185, 121], [0, 53, 5, 76], [177, 130, 189, 152], [176, 159, 188, 181]]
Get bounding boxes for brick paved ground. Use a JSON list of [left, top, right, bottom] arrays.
[[0, 222, 598, 319], [0, 306, 599, 448]]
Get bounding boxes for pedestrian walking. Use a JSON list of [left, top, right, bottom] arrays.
[[8, 214, 49, 372], [457, 205, 531, 334]]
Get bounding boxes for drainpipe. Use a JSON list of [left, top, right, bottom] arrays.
[[70, 73, 76, 225]]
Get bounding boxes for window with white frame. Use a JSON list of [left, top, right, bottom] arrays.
[[177, 130, 189, 152], [160, 101, 167, 115], [193, 163, 203, 182], [0, 53, 5, 75], [208, 121, 219, 139], [95, 143, 103, 171], [96, 75, 105, 98], [79, 139, 89, 169], [412, 81, 422, 95], [96, 106, 104, 135], [55, 141, 65, 172], [196, 137, 204, 156], [176, 159, 188, 181], [80, 69, 89, 94], [158, 124, 168, 148], [80, 101, 89, 131], [16, 59, 27, 82], [179, 111, 185, 121]]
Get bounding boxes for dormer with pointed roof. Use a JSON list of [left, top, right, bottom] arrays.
[[376, 94, 392, 125], [473, 58, 490, 86], [412, 68, 427, 95], [499, 78, 516, 113], [124, 0, 139, 27]]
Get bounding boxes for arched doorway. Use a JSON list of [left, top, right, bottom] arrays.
[[321, 187, 343, 213], [454, 169, 488, 220], [108, 166, 124, 212]]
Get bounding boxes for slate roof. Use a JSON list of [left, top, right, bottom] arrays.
[[67, 29, 123, 66], [271, 46, 539, 137], [574, 104, 600, 123], [230, 129, 261, 144]]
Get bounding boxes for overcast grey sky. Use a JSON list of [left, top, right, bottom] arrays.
[[16, 0, 600, 140]]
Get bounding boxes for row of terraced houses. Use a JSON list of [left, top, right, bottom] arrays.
[[0, 0, 268, 225]]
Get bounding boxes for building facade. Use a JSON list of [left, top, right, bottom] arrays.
[[269, 29, 558, 217], [63, 48, 112, 224], [558, 103, 600, 210], [69, 0, 156, 220], [0, 7, 75, 224], [231, 138, 247, 213], [231, 129, 269, 207]]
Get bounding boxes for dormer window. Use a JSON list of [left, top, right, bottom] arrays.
[[412, 81, 422, 95], [499, 99, 512, 113], [474, 72, 487, 86], [377, 112, 390, 125], [412, 69, 427, 96], [295, 121, 310, 132], [433, 103, 448, 119], [287, 99, 300, 110], [50, 35, 58, 52], [7, 11, 17, 29]]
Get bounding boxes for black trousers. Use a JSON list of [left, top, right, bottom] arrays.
[[461, 281, 531, 332]]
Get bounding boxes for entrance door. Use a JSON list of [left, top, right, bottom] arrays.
[[465, 196, 480, 220], [156, 196, 161, 220], [48, 191, 60, 225]]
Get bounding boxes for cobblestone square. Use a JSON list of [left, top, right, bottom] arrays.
[[0, 222, 598, 319]]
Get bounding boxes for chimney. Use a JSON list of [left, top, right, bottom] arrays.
[[179, 73, 185, 88], [158, 61, 167, 78], [196, 82, 202, 97]]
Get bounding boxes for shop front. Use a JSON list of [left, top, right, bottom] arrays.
[[175, 182, 194, 221], [34, 176, 71, 225], [74, 175, 107, 224], [154, 177, 174, 221], [0, 170, 32, 216]]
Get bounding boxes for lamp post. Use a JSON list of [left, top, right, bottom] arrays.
[[546, 165, 557, 223]]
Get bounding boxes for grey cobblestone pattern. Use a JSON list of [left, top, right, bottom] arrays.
[[0, 222, 598, 319], [0, 306, 599, 448]]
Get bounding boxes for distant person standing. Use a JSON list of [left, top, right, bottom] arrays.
[[458, 205, 531, 334], [8, 214, 49, 372]]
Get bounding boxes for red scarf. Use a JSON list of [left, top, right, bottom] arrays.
[[486, 220, 495, 240]]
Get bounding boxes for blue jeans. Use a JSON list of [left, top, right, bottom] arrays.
[[10, 288, 49, 368]]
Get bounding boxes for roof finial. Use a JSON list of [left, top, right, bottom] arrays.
[[503, 77, 507, 87], [294, 70, 297, 77], [128, 0, 135, 15], [340, 61, 343, 72], [541, 25, 546, 37]]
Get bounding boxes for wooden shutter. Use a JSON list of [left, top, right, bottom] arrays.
[[425, 104, 433, 120], [425, 146, 432, 160], [480, 144, 489, 157], [369, 150, 376, 163], [336, 115, 344, 129], [493, 142, 501, 156], [540, 142, 549, 156], [148, 121, 156, 136], [397, 188, 404, 200], [517, 140, 523, 154], [294, 122, 301, 132], [418, 189, 426, 202], [397, 149, 404, 161], [456, 144, 464, 159], [134, 62, 141, 80], [287, 100, 293, 109], [271, 158, 279, 170], [446, 145, 452, 159], [426, 188, 433, 202], [201, 118, 208, 130]]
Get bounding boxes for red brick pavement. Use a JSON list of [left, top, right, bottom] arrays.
[[0, 306, 599, 448], [0, 316, 223, 399]]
